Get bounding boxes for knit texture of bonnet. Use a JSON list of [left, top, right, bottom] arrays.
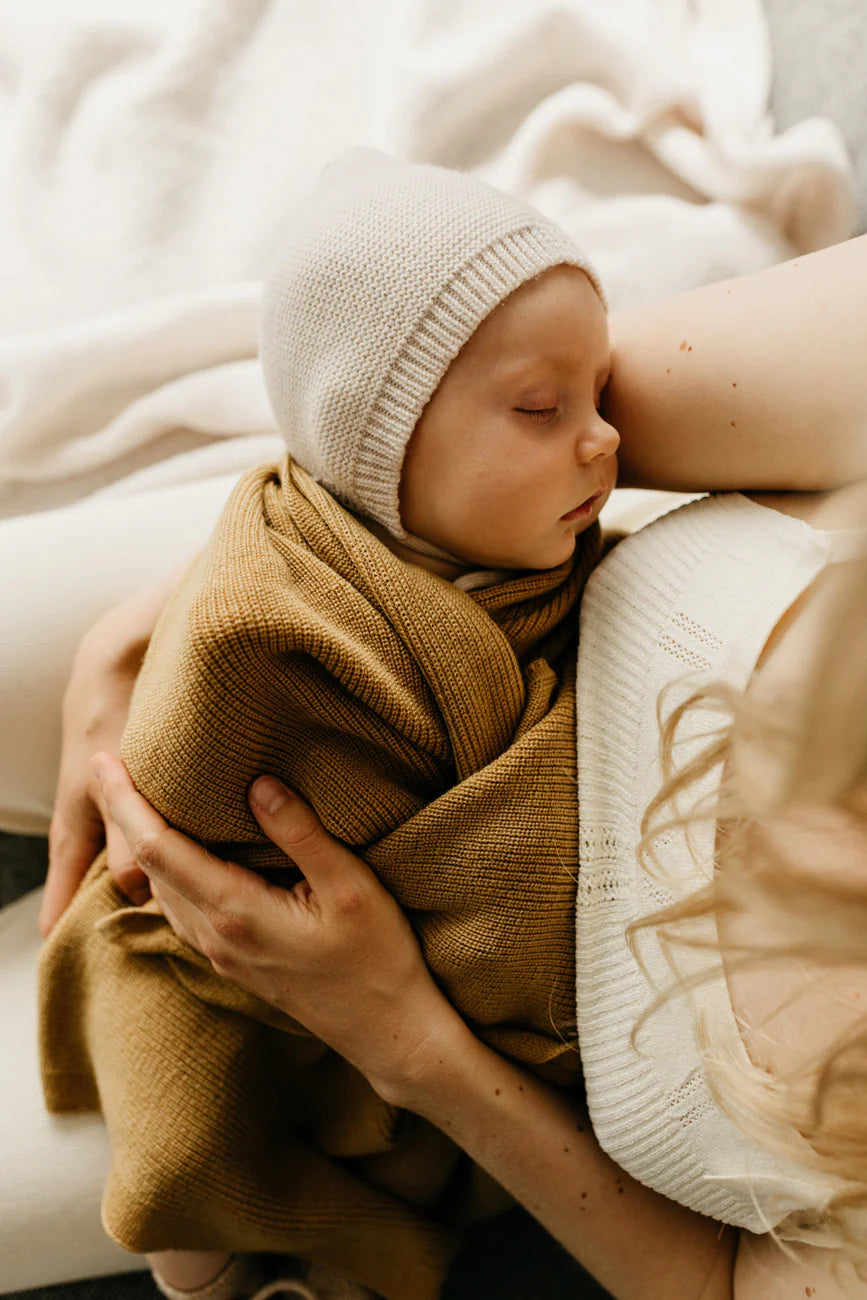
[[260, 148, 605, 538]]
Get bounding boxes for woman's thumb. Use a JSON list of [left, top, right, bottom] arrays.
[[247, 777, 360, 888]]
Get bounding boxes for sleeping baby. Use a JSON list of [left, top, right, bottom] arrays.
[[39, 149, 618, 1300]]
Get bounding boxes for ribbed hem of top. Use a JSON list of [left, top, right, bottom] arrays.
[[354, 225, 605, 538]]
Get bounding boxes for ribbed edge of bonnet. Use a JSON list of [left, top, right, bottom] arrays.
[[354, 224, 605, 538]]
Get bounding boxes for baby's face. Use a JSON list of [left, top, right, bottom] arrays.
[[400, 265, 618, 572]]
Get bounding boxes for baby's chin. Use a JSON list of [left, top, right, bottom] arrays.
[[456, 514, 605, 572], [484, 532, 582, 574]]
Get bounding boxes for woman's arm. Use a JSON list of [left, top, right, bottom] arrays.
[[91, 756, 862, 1300], [607, 234, 867, 492], [386, 1001, 736, 1300]]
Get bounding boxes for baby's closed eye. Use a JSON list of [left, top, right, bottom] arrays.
[[514, 406, 558, 422]]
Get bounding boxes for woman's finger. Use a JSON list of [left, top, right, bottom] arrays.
[[91, 751, 170, 857], [91, 769, 152, 904], [104, 813, 152, 906], [40, 799, 104, 936], [148, 878, 201, 951], [248, 776, 376, 899]]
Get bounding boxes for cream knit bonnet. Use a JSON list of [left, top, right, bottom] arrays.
[[260, 148, 605, 539]]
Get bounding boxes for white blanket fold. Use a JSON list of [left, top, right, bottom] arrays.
[[0, 0, 854, 519]]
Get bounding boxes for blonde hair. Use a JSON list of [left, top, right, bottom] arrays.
[[633, 552, 867, 1275]]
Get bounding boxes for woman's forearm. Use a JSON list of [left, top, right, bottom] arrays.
[[607, 234, 867, 492], [387, 1020, 735, 1300]]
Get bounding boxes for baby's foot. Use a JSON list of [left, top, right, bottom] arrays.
[[300, 1262, 380, 1299], [153, 1252, 380, 1300]]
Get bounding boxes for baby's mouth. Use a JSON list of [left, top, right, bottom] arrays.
[[560, 490, 603, 522]]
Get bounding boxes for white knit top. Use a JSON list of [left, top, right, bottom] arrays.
[[575, 492, 863, 1232]]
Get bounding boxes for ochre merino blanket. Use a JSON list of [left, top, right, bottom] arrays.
[[39, 455, 600, 1300]]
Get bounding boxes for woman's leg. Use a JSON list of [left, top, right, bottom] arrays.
[[0, 470, 248, 1293], [0, 889, 147, 1291], [0, 472, 244, 834]]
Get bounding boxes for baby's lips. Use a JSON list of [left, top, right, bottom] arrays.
[[561, 489, 603, 519]]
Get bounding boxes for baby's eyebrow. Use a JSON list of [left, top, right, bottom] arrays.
[[495, 356, 568, 386], [512, 380, 555, 401], [497, 356, 609, 392]]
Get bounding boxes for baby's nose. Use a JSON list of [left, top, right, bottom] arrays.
[[578, 416, 620, 463]]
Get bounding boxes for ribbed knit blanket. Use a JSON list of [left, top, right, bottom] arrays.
[[38, 455, 599, 1300]]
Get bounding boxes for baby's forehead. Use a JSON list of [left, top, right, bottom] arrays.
[[466, 311, 610, 382], [469, 269, 607, 346]]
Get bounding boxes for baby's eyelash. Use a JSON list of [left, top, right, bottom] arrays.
[[515, 407, 558, 421]]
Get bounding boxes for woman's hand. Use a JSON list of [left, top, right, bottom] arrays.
[[40, 636, 148, 935], [90, 752, 467, 1104], [40, 560, 193, 937]]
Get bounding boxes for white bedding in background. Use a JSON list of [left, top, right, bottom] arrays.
[[0, 0, 855, 521]]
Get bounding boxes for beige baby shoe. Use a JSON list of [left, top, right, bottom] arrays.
[[152, 1253, 315, 1300], [153, 1253, 378, 1300]]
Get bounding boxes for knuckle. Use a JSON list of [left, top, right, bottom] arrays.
[[198, 933, 229, 971], [333, 884, 367, 917], [130, 827, 167, 872], [208, 905, 251, 948], [47, 818, 67, 857], [47, 817, 87, 865], [48, 805, 74, 843]]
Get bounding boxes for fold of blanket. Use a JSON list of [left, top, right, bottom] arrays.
[[39, 455, 599, 1300]]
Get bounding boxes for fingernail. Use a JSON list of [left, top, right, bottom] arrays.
[[251, 776, 288, 814], [91, 754, 107, 783]]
